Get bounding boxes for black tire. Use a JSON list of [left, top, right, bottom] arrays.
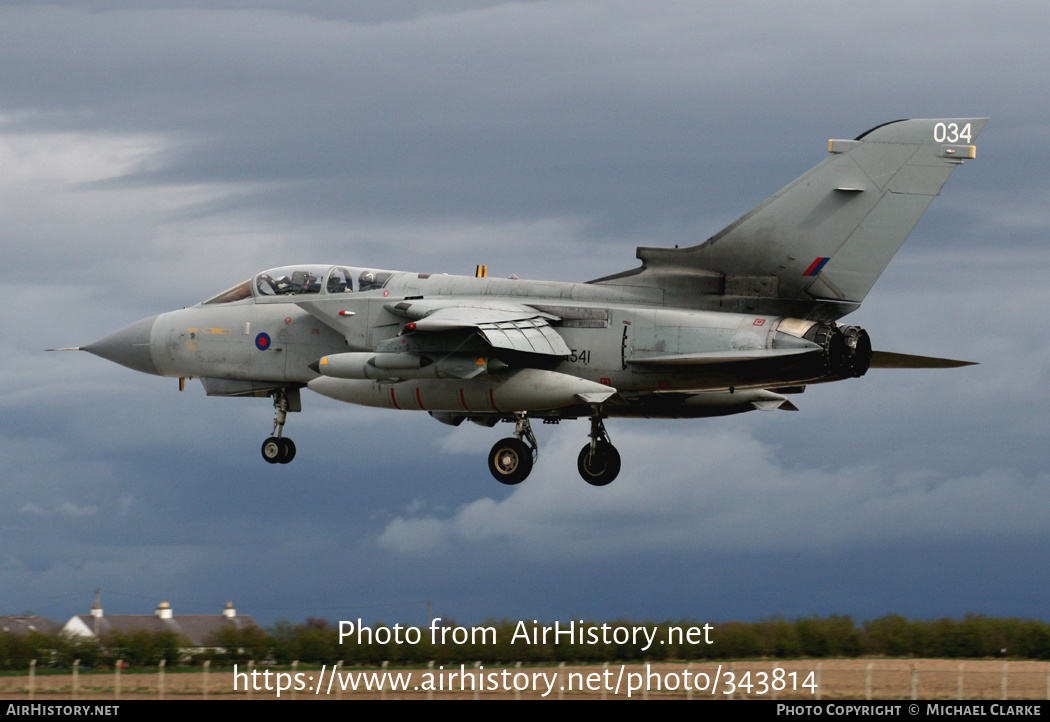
[[577, 441, 621, 486], [487, 438, 533, 485], [279, 437, 296, 464], [261, 436, 282, 464]]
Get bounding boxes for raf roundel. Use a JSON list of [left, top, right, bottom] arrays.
[[255, 332, 271, 351]]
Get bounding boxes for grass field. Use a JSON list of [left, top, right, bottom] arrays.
[[1, 659, 1048, 700]]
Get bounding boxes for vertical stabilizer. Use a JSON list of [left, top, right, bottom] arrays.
[[594, 118, 987, 316]]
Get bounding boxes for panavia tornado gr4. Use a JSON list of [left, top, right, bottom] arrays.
[[66, 118, 986, 486]]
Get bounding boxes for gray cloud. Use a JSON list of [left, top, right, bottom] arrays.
[[380, 428, 1050, 558]]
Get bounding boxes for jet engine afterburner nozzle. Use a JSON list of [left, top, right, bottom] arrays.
[[804, 323, 872, 379]]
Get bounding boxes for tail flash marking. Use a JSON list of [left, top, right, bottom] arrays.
[[803, 257, 831, 277]]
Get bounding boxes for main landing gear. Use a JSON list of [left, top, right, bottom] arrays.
[[261, 388, 297, 464], [486, 410, 621, 486], [487, 412, 537, 485], [577, 415, 620, 487]]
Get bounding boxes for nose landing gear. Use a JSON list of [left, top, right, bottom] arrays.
[[261, 388, 300, 464]]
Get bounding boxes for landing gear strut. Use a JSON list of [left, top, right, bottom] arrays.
[[485, 410, 622, 486], [487, 412, 537, 484], [262, 388, 298, 464], [577, 413, 620, 486]]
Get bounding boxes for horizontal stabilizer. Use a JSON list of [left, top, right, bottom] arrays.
[[628, 348, 815, 365], [869, 351, 977, 369]]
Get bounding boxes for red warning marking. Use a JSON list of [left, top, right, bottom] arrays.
[[489, 389, 500, 412], [415, 388, 426, 410], [390, 388, 402, 410], [459, 388, 470, 411]]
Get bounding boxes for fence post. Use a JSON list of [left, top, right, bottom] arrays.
[[247, 660, 254, 699], [158, 659, 165, 701], [515, 661, 522, 701], [865, 662, 872, 700], [427, 661, 434, 700], [772, 664, 779, 700], [291, 660, 298, 700], [910, 664, 918, 700], [203, 660, 209, 699], [558, 661, 565, 700], [73, 659, 80, 700], [1001, 662, 1008, 701], [116, 660, 122, 700], [29, 659, 35, 701], [816, 662, 823, 701], [957, 662, 963, 700], [382, 660, 388, 701], [686, 662, 693, 701]]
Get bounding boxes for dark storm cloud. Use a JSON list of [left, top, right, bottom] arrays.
[[4, 1, 1047, 259], [0, 3, 1006, 236]]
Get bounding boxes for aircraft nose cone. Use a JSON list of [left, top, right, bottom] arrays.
[[82, 315, 160, 375]]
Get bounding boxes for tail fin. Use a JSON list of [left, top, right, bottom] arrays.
[[594, 118, 987, 318]]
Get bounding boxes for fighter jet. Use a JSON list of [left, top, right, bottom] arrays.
[[65, 118, 986, 486]]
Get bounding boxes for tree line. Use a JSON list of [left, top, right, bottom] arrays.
[[3, 614, 1050, 670]]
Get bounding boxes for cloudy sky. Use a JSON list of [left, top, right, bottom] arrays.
[[3, 1, 1048, 632]]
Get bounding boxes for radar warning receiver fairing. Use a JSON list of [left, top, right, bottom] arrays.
[[64, 118, 986, 486]]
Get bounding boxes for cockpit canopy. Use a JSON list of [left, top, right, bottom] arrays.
[[202, 265, 394, 305]]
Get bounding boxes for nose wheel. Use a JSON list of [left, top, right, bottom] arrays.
[[262, 388, 299, 465]]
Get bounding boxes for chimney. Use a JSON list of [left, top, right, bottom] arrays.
[[156, 601, 173, 619], [223, 601, 236, 619], [91, 589, 104, 636]]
